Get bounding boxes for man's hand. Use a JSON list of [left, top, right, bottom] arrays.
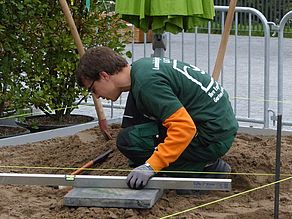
[[127, 163, 155, 189]]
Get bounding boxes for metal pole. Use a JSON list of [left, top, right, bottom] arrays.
[[152, 33, 167, 57], [274, 114, 282, 219], [278, 11, 292, 115]]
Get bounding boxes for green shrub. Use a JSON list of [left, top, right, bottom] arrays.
[[1, 0, 131, 120], [0, 0, 31, 117]]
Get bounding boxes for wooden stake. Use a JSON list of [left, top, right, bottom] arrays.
[[212, 0, 237, 81], [59, 0, 112, 140]]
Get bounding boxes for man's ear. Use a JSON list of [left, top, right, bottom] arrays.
[[99, 71, 110, 80]]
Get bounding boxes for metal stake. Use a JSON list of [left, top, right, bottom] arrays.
[[274, 114, 282, 219]]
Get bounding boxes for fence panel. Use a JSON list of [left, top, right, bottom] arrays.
[[123, 6, 272, 128], [96, 6, 292, 131], [277, 11, 292, 127], [214, 0, 292, 24]]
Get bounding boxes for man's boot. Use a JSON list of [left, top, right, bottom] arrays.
[[176, 159, 231, 195], [202, 159, 231, 178]]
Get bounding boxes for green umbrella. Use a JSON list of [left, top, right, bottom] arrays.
[[115, 0, 215, 34]]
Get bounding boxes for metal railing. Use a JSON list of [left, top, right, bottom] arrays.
[[121, 6, 273, 128], [98, 7, 292, 130], [214, 0, 292, 26], [277, 11, 292, 127]]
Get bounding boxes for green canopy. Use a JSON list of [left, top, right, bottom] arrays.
[[115, 0, 215, 34]]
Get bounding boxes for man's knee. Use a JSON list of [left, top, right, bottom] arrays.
[[116, 127, 132, 152], [116, 122, 161, 165]]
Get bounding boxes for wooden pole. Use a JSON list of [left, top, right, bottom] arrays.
[[59, 0, 112, 140], [212, 0, 237, 81]]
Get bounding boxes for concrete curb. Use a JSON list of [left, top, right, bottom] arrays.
[[0, 117, 121, 147], [238, 126, 292, 136], [1, 119, 291, 148]]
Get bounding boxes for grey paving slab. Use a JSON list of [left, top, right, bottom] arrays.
[[64, 187, 164, 209]]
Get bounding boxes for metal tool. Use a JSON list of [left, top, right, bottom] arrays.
[[0, 173, 231, 191]]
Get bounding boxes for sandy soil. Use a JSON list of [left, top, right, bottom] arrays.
[[0, 124, 292, 219]]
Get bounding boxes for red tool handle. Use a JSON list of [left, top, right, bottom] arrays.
[[71, 149, 113, 175]]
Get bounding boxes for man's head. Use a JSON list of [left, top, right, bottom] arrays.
[[76, 46, 128, 100]]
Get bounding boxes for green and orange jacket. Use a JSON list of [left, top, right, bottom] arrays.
[[130, 57, 238, 172]]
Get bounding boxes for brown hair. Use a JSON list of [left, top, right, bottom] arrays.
[[76, 46, 128, 87]]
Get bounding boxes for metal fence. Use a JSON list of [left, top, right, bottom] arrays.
[[277, 11, 292, 127], [214, 0, 292, 24], [99, 6, 292, 131]]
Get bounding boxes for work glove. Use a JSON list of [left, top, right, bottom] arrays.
[[127, 163, 155, 189]]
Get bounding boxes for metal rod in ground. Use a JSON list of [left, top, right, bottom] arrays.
[[274, 114, 282, 219]]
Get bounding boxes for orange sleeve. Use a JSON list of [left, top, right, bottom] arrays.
[[146, 107, 196, 172]]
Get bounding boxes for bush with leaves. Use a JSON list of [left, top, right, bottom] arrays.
[[1, 0, 131, 121], [0, 0, 33, 118]]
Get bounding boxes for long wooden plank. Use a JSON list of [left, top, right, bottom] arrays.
[[0, 173, 231, 191]]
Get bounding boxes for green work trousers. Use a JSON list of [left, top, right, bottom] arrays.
[[117, 121, 236, 177]]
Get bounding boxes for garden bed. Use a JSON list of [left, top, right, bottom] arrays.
[[0, 125, 29, 139], [0, 125, 291, 218]]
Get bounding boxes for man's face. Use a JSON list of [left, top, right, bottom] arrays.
[[84, 72, 121, 101]]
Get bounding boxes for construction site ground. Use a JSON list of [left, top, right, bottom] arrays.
[[0, 124, 292, 218]]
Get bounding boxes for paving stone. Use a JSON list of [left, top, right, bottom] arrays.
[[64, 187, 164, 209]]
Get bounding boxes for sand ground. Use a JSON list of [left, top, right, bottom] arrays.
[[0, 125, 291, 219]]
